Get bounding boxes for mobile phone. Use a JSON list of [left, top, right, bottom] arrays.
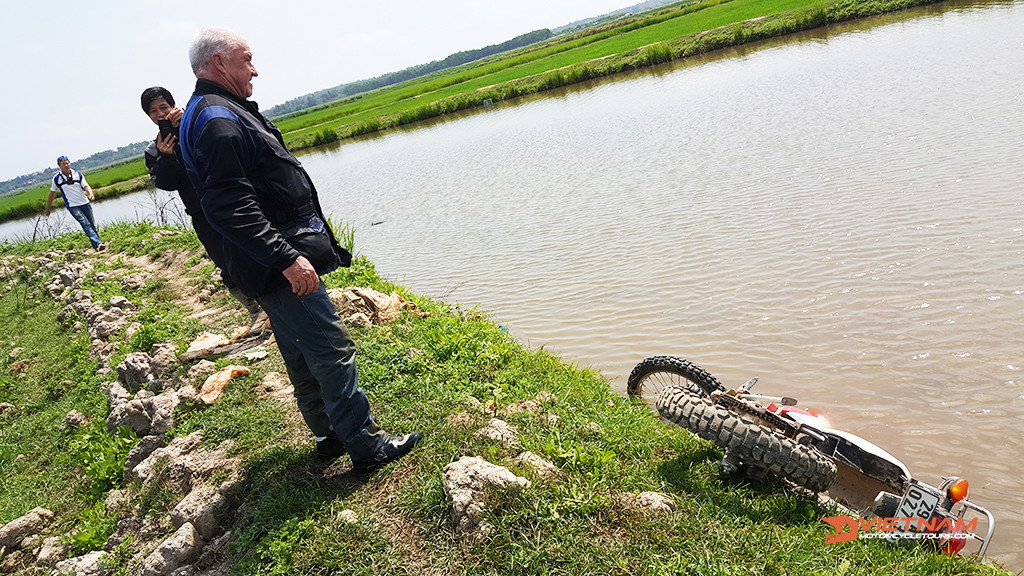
[[158, 119, 175, 139]]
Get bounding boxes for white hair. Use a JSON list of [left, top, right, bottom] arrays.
[[189, 27, 248, 75]]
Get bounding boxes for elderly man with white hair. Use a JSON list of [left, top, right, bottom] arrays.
[[178, 27, 421, 470]]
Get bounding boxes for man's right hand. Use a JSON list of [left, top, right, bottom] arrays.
[[282, 256, 320, 295]]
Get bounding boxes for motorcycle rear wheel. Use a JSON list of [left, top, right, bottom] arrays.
[[656, 385, 837, 493], [626, 356, 726, 404]]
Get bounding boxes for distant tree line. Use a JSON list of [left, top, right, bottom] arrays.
[[552, 0, 680, 33], [2, 5, 677, 194], [0, 141, 149, 196], [264, 29, 555, 118]]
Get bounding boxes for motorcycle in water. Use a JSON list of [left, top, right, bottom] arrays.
[[627, 355, 995, 557]]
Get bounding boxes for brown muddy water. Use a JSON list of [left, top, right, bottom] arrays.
[[2, 0, 1020, 569], [302, 1, 1024, 569]]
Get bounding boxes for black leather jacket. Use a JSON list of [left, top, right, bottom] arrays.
[[179, 79, 350, 297], [144, 138, 201, 215]]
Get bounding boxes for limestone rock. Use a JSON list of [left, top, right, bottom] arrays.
[[36, 535, 66, 566], [57, 262, 92, 289], [106, 382, 131, 415], [117, 352, 156, 389], [170, 486, 226, 540], [53, 551, 107, 576], [534, 391, 557, 405], [63, 410, 88, 428], [140, 522, 202, 576], [474, 418, 520, 448], [123, 322, 143, 343], [616, 491, 679, 514], [513, 451, 561, 479], [187, 360, 217, 381], [106, 389, 179, 436], [258, 372, 294, 404], [503, 399, 542, 415], [123, 435, 168, 482], [192, 530, 233, 572], [175, 385, 201, 406], [0, 507, 54, 549], [89, 306, 131, 340], [121, 272, 150, 291], [445, 412, 475, 428], [442, 456, 530, 542], [104, 489, 133, 517], [108, 295, 135, 310], [131, 433, 238, 494], [149, 342, 180, 377]]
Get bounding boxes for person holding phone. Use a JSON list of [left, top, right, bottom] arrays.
[[140, 86, 268, 334]]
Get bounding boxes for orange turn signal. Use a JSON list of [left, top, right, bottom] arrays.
[[948, 479, 970, 503]]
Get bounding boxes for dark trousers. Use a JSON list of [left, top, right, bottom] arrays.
[[256, 283, 386, 460]]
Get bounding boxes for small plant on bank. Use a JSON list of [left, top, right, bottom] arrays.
[[324, 214, 357, 255], [127, 303, 195, 353], [65, 500, 119, 555], [69, 423, 139, 500]]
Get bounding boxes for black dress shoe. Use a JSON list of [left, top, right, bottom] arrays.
[[351, 433, 422, 470]]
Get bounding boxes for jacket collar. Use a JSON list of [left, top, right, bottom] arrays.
[[194, 78, 261, 114]]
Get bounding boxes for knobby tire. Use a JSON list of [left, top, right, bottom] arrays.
[[656, 385, 837, 493], [626, 355, 726, 403]]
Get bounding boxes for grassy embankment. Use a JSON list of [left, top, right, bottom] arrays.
[[0, 222, 1011, 575], [0, 0, 947, 225]]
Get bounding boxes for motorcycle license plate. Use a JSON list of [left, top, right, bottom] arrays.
[[895, 484, 941, 526]]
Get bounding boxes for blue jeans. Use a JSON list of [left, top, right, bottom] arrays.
[[256, 283, 386, 460], [67, 203, 102, 248]]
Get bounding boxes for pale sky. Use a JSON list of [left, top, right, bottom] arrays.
[[0, 0, 631, 183]]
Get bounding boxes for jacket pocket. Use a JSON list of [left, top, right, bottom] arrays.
[[282, 215, 341, 273]]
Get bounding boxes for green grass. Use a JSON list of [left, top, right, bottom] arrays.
[[0, 222, 1012, 575], [0, 183, 51, 221]]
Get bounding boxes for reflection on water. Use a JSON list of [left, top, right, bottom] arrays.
[[300, 1, 1024, 569], [2, 0, 1021, 569]]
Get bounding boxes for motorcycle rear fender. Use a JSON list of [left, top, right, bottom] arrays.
[[815, 428, 912, 489]]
